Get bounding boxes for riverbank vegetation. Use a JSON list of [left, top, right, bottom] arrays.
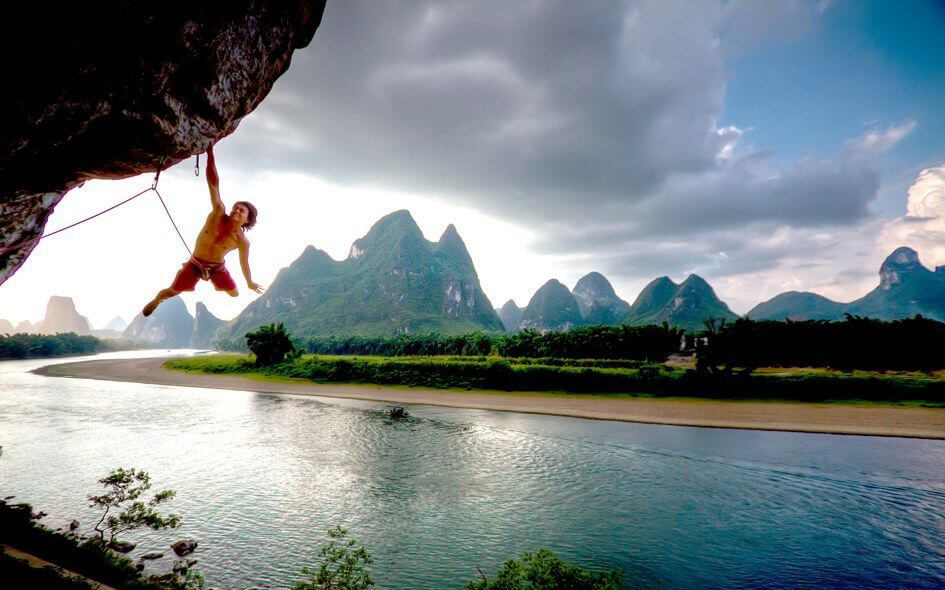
[[166, 353, 945, 404], [219, 315, 945, 374], [699, 315, 945, 373], [217, 324, 687, 362], [0, 333, 106, 359], [0, 495, 192, 589]]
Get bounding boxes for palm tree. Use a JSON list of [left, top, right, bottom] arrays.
[[245, 322, 296, 366]]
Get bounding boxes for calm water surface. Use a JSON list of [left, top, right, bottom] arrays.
[[1, 351, 944, 589]]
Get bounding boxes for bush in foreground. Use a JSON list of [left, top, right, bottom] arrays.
[[88, 468, 180, 546], [465, 548, 623, 590], [294, 526, 374, 590], [0, 500, 165, 589]]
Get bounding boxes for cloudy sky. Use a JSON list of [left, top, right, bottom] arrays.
[[2, 0, 945, 328]]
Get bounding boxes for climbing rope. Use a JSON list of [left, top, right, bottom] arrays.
[[0, 186, 156, 256], [0, 159, 194, 257], [153, 187, 193, 258]]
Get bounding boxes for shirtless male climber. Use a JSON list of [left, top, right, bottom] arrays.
[[142, 144, 264, 317]]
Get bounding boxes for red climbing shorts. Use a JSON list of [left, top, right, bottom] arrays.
[[170, 257, 237, 292]]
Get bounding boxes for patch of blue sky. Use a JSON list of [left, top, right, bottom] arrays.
[[722, 0, 945, 167]]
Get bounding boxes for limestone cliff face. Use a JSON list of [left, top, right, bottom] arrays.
[[34, 296, 92, 336], [222, 210, 504, 339], [123, 297, 194, 348], [0, 2, 326, 284], [190, 302, 225, 349]]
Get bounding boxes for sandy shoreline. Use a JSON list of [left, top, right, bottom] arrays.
[[35, 357, 945, 439]]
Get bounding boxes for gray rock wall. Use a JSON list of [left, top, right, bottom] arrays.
[[0, 2, 326, 284]]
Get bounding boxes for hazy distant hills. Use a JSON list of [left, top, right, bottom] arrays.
[[123, 298, 223, 348], [39, 296, 92, 335], [124, 298, 194, 348], [0, 296, 93, 336], [218, 210, 504, 340], [497, 300, 523, 332], [6, 219, 941, 347], [746, 291, 848, 321], [497, 271, 735, 332], [749, 247, 945, 322], [102, 316, 128, 332]]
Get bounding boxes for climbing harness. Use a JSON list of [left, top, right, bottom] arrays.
[[0, 158, 195, 258]]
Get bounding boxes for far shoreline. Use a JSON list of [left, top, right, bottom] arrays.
[[34, 356, 945, 440]]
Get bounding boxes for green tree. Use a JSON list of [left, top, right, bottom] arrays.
[[465, 549, 623, 590], [294, 526, 374, 590], [87, 468, 180, 546], [246, 322, 297, 366], [169, 558, 206, 590]]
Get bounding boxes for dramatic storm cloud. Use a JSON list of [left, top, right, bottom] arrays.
[[221, 0, 909, 299], [3, 0, 940, 324]]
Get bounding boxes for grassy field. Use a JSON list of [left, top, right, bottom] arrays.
[[165, 354, 945, 405]]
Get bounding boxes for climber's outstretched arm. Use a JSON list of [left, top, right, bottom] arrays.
[[239, 237, 264, 294], [206, 144, 224, 213]]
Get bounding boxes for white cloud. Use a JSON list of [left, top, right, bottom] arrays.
[[843, 120, 917, 157], [877, 165, 945, 269]]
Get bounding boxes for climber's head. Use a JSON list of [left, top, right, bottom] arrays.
[[231, 201, 257, 230]]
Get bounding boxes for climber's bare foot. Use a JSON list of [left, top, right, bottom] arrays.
[[142, 299, 159, 317]]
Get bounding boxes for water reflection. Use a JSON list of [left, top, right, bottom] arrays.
[[1, 352, 944, 589]]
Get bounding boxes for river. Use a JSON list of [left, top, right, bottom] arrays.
[[1, 351, 944, 589]]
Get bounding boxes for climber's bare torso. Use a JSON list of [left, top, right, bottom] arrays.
[[194, 207, 247, 263]]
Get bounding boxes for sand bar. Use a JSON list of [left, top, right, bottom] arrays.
[[35, 357, 945, 439]]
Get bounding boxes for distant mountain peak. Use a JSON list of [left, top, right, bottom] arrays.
[[348, 210, 424, 261], [574, 272, 612, 294], [518, 279, 583, 332], [102, 315, 127, 331], [497, 299, 523, 332], [880, 246, 928, 289], [34, 295, 91, 335], [440, 223, 460, 238], [191, 301, 224, 349], [123, 296, 194, 347], [750, 246, 945, 322], [747, 291, 847, 321], [679, 274, 709, 288], [221, 210, 504, 339], [573, 272, 628, 322], [370, 209, 421, 235], [436, 223, 473, 266], [884, 246, 920, 266], [624, 274, 736, 330]]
